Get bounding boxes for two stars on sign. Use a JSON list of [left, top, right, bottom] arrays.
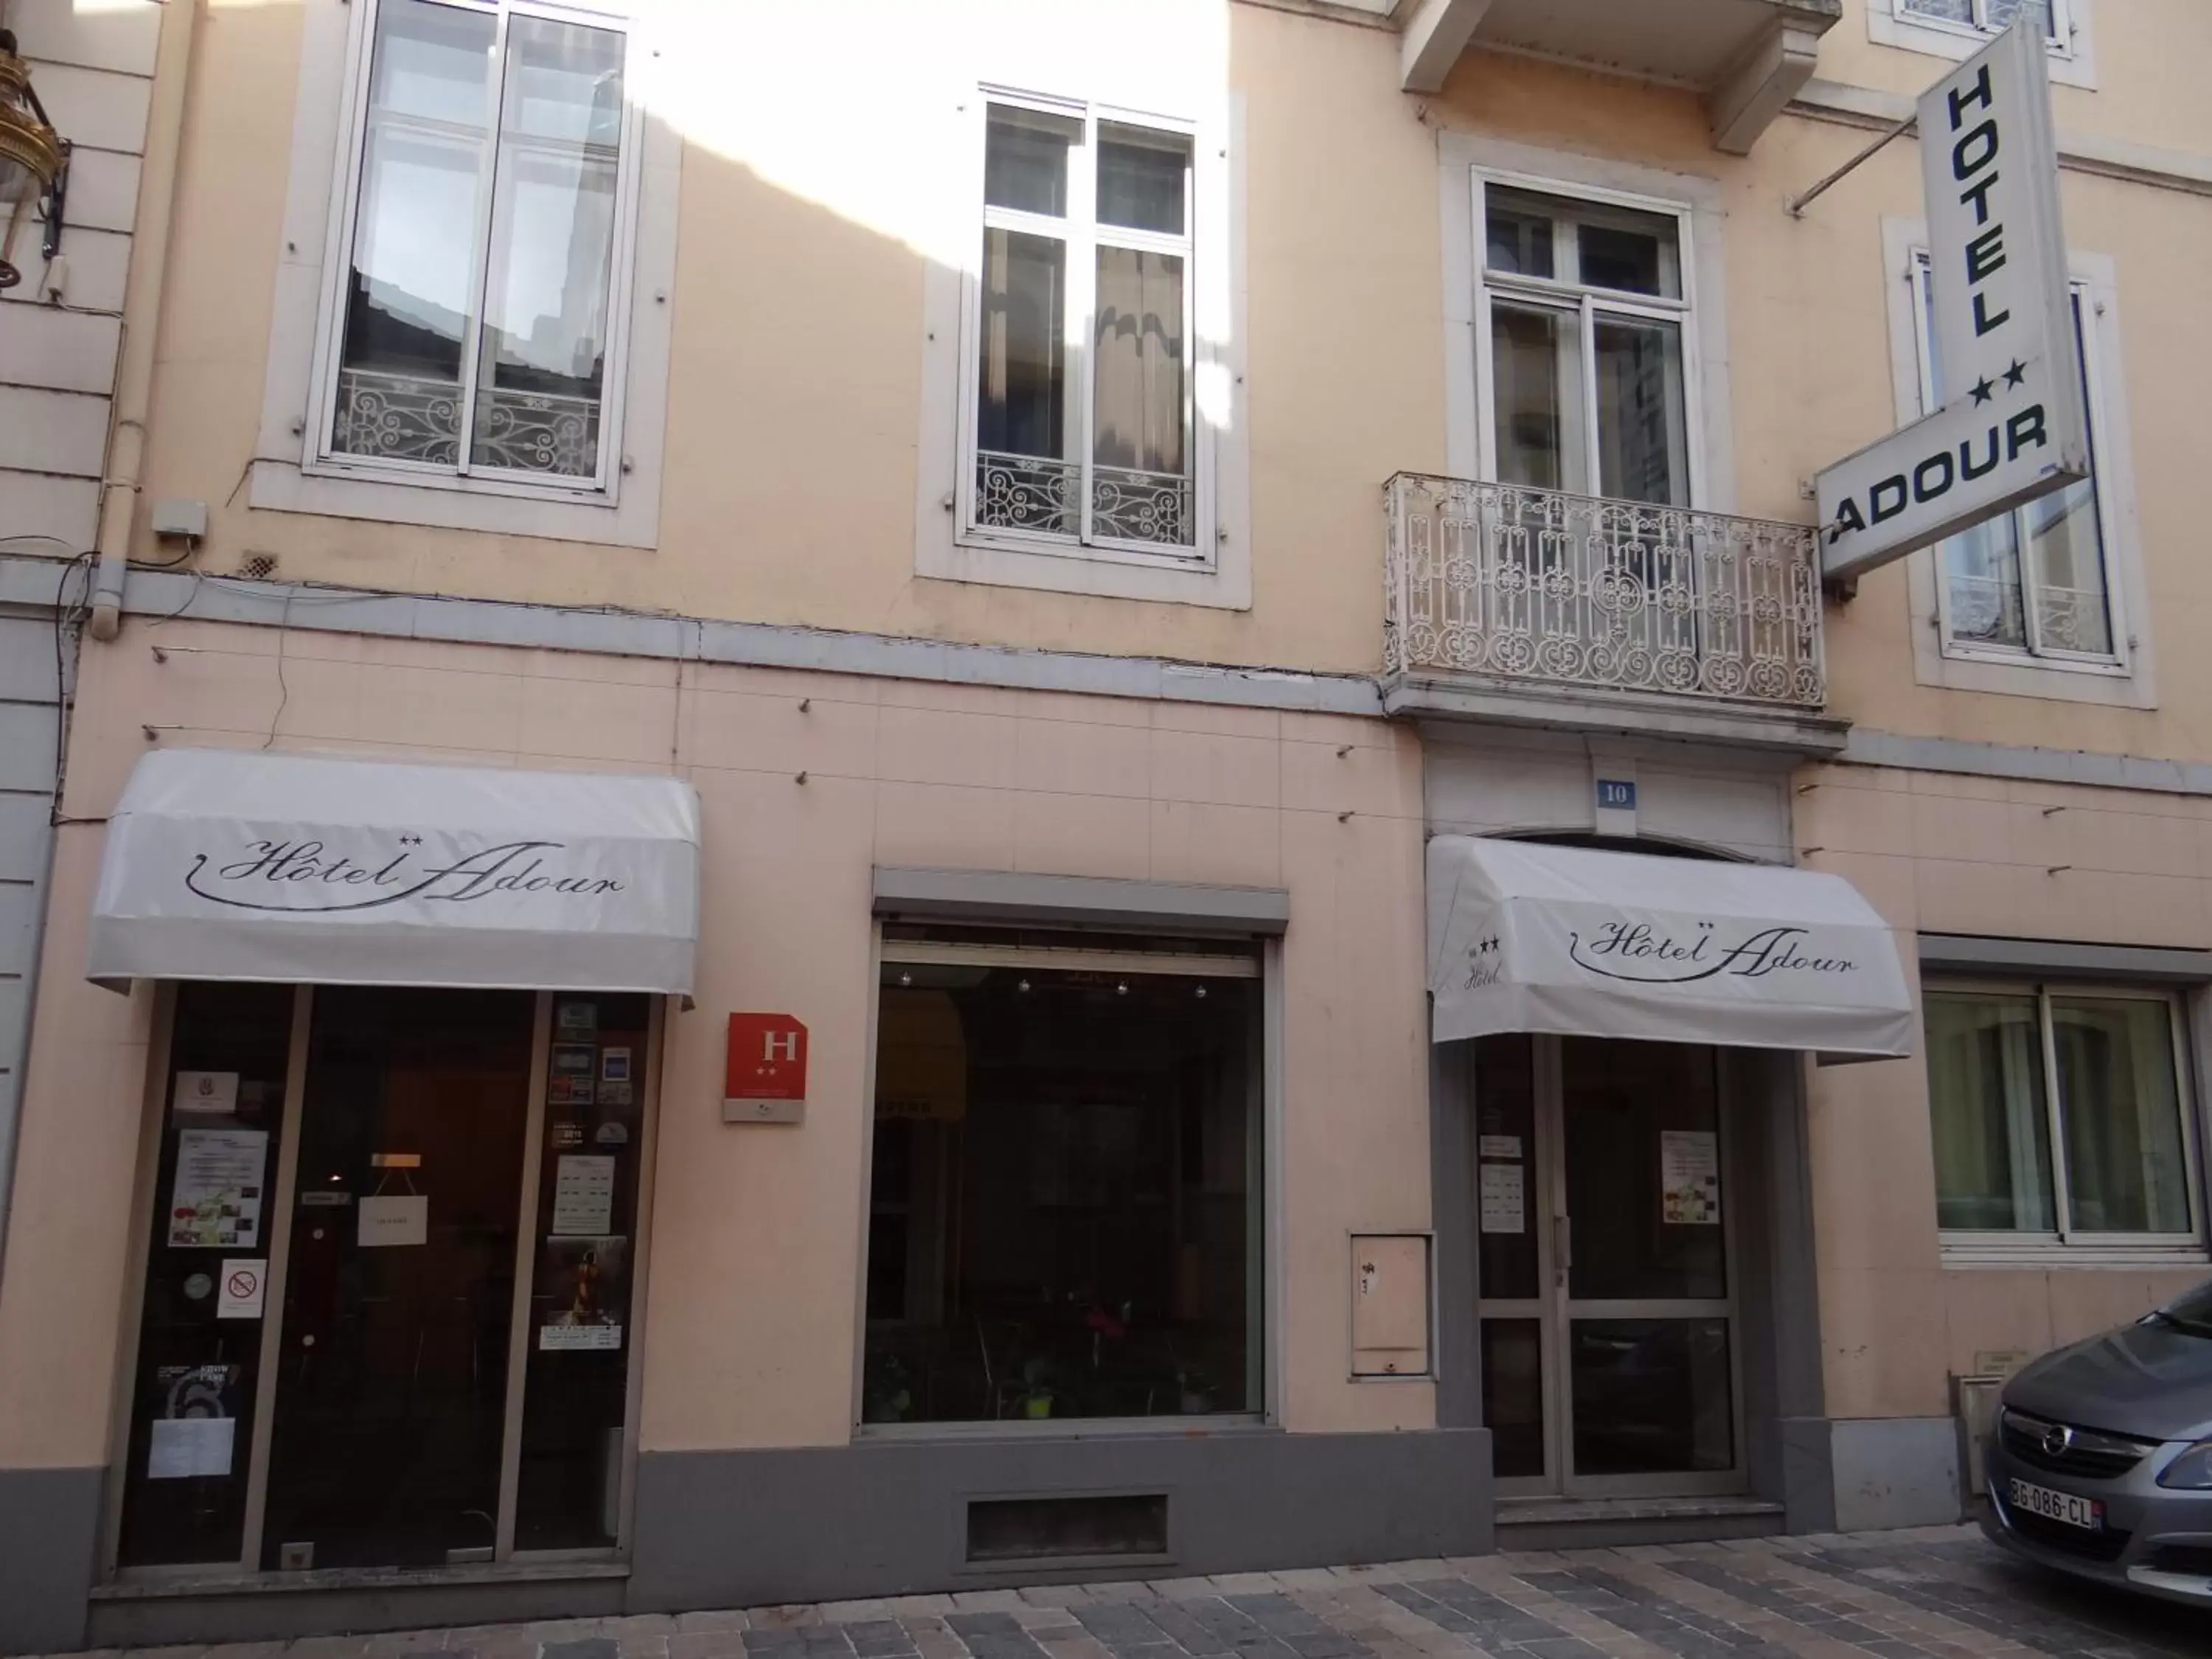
[[1969, 359, 2029, 406]]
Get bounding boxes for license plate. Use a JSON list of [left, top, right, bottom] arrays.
[[2009, 1477, 2103, 1531]]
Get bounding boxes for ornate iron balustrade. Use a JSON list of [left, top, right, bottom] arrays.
[[333, 368, 602, 479], [975, 451, 1194, 549], [1383, 473, 1826, 712]]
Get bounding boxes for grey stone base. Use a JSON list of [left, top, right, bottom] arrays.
[[0, 1464, 103, 1655], [628, 1427, 1494, 1611], [1829, 1416, 1963, 1531], [87, 1565, 629, 1648]]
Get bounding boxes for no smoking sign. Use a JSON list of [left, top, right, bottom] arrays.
[[217, 1258, 265, 1320]]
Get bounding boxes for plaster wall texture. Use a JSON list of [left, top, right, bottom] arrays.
[[0, 617, 1433, 1468], [1798, 760, 2212, 1422]]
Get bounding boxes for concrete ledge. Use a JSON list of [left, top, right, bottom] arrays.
[[628, 1428, 1494, 1611], [1383, 673, 1851, 757]]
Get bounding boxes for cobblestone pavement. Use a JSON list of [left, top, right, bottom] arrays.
[[35, 1526, 2212, 1659]]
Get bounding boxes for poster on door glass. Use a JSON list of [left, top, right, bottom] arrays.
[[1478, 1162, 1525, 1234], [1660, 1129, 1721, 1225], [538, 1234, 627, 1351], [146, 1363, 240, 1479], [167, 1127, 268, 1248]]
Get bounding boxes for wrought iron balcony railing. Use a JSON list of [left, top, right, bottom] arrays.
[[1383, 473, 1826, 714]]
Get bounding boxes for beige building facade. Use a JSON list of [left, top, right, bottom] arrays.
[[3, 0, 2212, 1648]]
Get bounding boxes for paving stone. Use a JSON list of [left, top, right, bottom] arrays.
[[542, 1641, 619, 1659], [670, 1634, 751, 1659], [675, 1616, 754, 1635]]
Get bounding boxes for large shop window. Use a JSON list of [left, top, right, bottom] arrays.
[[964, 97, 1202, 557], [314, 0, 638, 490], [1925, 984, 2202, 1253], [864, 928, 1263, 1425], [1907, 254, 2123, 665], [117, 984, 655, 1573], [1479, 180, 1695, 508]]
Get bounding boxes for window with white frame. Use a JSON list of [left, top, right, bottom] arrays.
[[964, 98, 1200, 557], [315, 0, 639, 491], [1478, 181, 1697, 507], [1898, 0, 2068, 44], [1925, 984, 2201, 1250], [1908, 252, 2121, 662]]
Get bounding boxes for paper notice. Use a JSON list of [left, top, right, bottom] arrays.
[[168, 1127, 268, 1248], [1477, 1134, 1522, 1161], [148, 1415, 234, 1480], [1479, 1163, 1525, 1234], [551, 1155, 616, 1237], [1660, 1129, 1722, 1225], [173, 1071, 240, 1116], [358, 1192, 429, 1247], [539, 1323, 623, 1352]]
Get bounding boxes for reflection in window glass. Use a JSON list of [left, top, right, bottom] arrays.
[[1481, 1320, 1545, 1479], [333, 0, 495, 464], [978, 229, 1068, 462], [863, 950, 1261, 1424], [330, 0, 630, 484], [1918, 264, 2112, 658], [972, 102, 1196, 550], [470, 15, 625, 478], [1098, 125, 1186, 234], [2053, 997, 2189, 1234], [1485, 203, 1554, 280], [1490, 303, 1580, 493], [1926, 991, 2054, 1231], [1593, 316, 1688, 507], [985, 107, 1075, 217]]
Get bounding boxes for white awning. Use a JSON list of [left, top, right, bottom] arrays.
[[89, 749, 700, 996], [1427, 835, 1913, 1059]]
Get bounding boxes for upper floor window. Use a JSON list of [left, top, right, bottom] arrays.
[[315, 0, 638, 493], [1478, 181, 1696, 508], [964, 98, 1200, 557], [1898, 0, 2068, 46], [1908, 251, 2119, 664], [1926, 983, 2200, 1254]]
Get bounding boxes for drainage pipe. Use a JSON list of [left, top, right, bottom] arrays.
[[85, 0, 199, 641]]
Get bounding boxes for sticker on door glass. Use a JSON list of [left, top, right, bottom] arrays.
[[1660, 1129, 1721, 1225], [1479, 1163, 1525, 1234], [550, 1154, 616, 1237], [167, 1127, 268, 1248], [1477, 1134, 1522, 1161]]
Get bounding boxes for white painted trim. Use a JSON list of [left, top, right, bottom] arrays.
[[1435, 133, 1736, 513], [250, 0, 677, 549], [1867, 0, 2097, 93], [914, 83, 1251, 610], [1879, 218, 2154, 709]]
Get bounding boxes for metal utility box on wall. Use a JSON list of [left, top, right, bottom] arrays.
[[1350, 1232, 1433, 1378]]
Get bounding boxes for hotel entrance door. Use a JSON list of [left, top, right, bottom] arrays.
[[1472, 1034, 1742, 1496]]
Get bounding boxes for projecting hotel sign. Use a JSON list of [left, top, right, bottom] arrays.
[[1816, 20, 2088, 582]]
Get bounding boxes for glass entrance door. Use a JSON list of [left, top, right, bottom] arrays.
[[1472, 1034, 1743, 1497], [260, 987, 536, 1569]]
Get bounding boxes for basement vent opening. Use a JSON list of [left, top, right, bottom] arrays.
[[964, 1494, 1169, 1563]]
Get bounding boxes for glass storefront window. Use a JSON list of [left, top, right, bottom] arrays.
[[1926, 984, 2197, 1245], [516, 992, 652, 1549], [863, 932, 1263, 1425], [118, 983, 297, 1568]]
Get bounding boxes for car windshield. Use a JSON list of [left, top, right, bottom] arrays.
[[2151, 1280, 2212, 1338]]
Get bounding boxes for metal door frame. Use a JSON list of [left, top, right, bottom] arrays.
[[1475, 1035, 1748, 1499], [105, 982, 661, 1582]]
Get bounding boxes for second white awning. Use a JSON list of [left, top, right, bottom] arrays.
[[1427, 835, 1913, 1058]]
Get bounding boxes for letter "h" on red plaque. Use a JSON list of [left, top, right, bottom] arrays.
[[724, 1013, 808, 1122]]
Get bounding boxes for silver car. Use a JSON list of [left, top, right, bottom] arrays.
[[1981, 1278, 2212, 1606]]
